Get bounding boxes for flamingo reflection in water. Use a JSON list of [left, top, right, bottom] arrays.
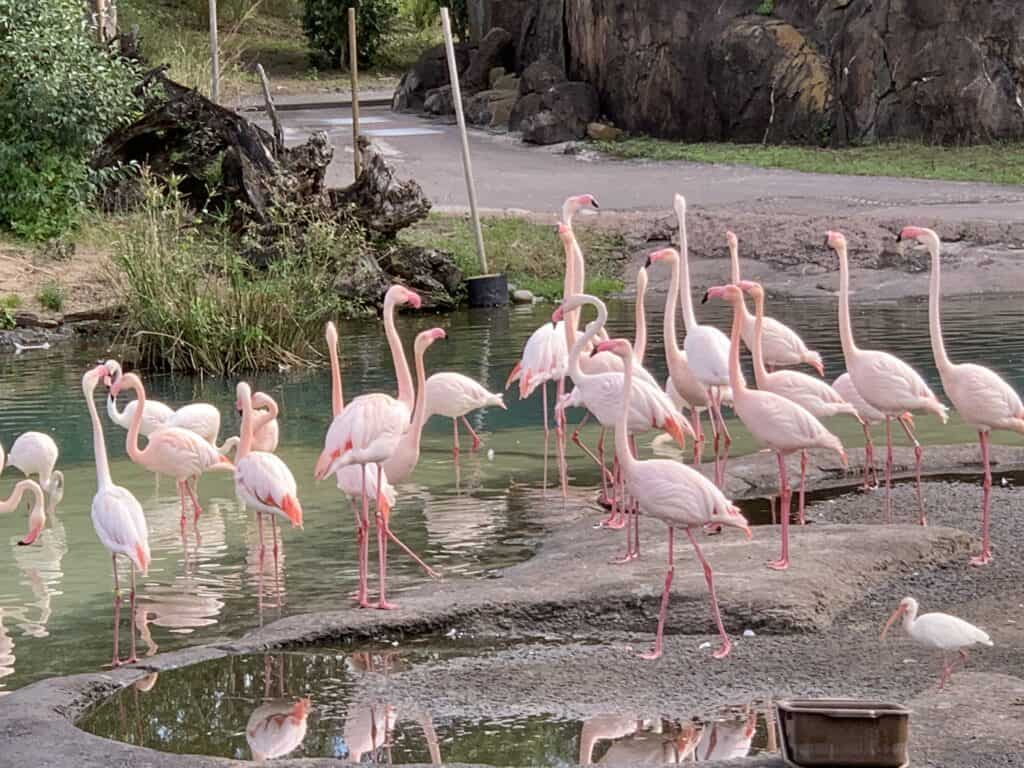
[[242, 655, 312, 762]]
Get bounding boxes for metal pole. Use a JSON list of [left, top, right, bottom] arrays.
[[208, 0, 220, 104], [348, 7, 361, 179], [440, 8, 488, 275]]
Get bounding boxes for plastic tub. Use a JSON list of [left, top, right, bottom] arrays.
[[776, 698, 910, 768]]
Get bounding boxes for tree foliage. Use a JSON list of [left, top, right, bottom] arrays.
[[0, 0, 140, 238], [409, 0, 469, 40], [302, 0, 400, 68]]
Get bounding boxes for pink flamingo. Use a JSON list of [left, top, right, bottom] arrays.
[[314, 323, 441, 609], [826, 231, 948, 524], [5, 432, 63, 514], [424, 372, 505, 458], [727, 231, 824, 375], [221, 391, 280, 455], [246, 698, 311, 761], [0, 479, 47, 547], [904, 225, 1024, 564], [832, 373, 914, 491], [707, 284, 846, 571], [674, 196, 734, 487], [108, 367, 234, 531], [83, 363, 150, 667], [740, 281, 859, 524], [234, 382, 303, 586], [596, 336, 750, 660]]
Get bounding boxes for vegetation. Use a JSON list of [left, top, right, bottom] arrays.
[[755, 0, 774, 15], [36, 281, 65, 313], [111, 174, 374, 374], [302, 0, 398, 68], [0, 0, 141, 239], [592, 136, 1024, 185], [0, 295, 20, 331], [409, 0, 469, 39], [401, 214, 626, 300]]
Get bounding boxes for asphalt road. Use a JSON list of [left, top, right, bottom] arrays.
[[257, 104, 1024, 221]]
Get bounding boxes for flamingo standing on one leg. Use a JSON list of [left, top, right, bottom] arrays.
[[0, 480, 47, 547], [826, 231, 948, 525], [903, 225, 1024, 564], [108, 368, 234, 531], [727, 231, 824, 375], [739, 281, 860, 524], [234, 382, 303, 584], [881, 596, 993, 689], [425, 372, 505, 458], [596, 336, 750, 660], [83, 363, 150, 667], [707, 284, 846, 571], [832, 374, 914, 491], [5, 432, 64, 516], [674, 196, 734, 487]]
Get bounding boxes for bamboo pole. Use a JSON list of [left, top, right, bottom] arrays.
[[208, 0, 220, 104], [440, 8, 488, 274], [348, 7, 361, 178]]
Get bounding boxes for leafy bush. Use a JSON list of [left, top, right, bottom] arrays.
[[0, 0, 140, 238], [113, 174, 374, 374], [303, 0, 399, 68], [37, 281, 65, 312], [408, 0, 468, 40]]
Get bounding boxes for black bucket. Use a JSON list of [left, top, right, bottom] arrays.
[[466, 274, 509, 307]]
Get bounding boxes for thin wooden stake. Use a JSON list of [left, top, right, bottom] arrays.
[[256, 64, 284, 157], [96, 0, 107, 42], [441, 7, 488, 275], [348, 7, 361, 179], [208, 0, 220, 104]]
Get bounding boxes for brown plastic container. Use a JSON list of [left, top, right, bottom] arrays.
[[776, 698, 910, 768]]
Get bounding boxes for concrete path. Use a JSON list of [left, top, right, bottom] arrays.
[[254, 104, 1024, 221]]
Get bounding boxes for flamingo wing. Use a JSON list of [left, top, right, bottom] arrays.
[[765, 370, 858, 419], [425, 372, 502, 418], [853, 351, 945, 417], [237, 452, 300, 517], [169, 403, 221, 444], [684, 325, 735, 387], [7, 432, 58, 477], [628, 459, 727, 526], [91, 485, 149, 571], [759, 316, 814, 367], [943, 363, 1024, 430], [833, 373, 886, 424]]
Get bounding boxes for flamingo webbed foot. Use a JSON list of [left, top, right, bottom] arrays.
[[767, 558, 789, 571], [638, 646, 662, 661], [712, 641, 732, 660], [376, 600, 399, 611], [969, 552, 992, 567]]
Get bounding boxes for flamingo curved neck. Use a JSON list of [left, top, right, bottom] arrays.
[[728, 299, 748, 396], [384, 296, 415, 413], [677, 217, 698, 332], [409, 340, 431, 448], [120, 374, 148, 465], [106, 394, 131, 429], [238, 388, 255, 459], [836, 242, 860, 361], [567, 297, 607, 384], [84, 375, 113, 487], [561, 230, 579, 339], [634, 276, 647, 364], [0, 480, 42, 515], [927, 237, 954, 377], [328, 332, 344, 417], [750, 292, 770, 388], [662, 254, 685, 370]]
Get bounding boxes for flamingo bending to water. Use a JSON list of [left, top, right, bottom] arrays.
[[108, 368, 234, 530], [727, 232, 824, 375], [597, 336, 749, 660], [881, 596, 992, 689], [83, 363, 150, 667], [5, 432, 64, 515], [826, 231, 948, 525], [740, 281, 859, 524], [903, 225, 1024, 564], [708, 284, 845, 571], [0, 480, 47, 547]]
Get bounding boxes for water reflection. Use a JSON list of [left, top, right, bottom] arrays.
[[79, 649, 776, 764]]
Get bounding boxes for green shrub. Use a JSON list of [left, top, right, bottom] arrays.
[[408, 0, 468, 39], [755, 0, 774, 15], [0, 0, 140, 238], [37, 281, 65, 313], [302, 0, 399, 68]]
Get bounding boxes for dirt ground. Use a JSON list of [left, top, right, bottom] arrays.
[[0, 238, 114, 319]]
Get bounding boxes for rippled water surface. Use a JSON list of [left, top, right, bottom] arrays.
[[2, 294, 1023, 692]]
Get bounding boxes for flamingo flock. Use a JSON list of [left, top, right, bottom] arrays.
[[0, 195, 1007, 687]]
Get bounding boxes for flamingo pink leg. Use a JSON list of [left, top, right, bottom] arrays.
[[256, 510, 266, 569], [356, 469, 370, 608], [862, 423, 876, 491], [556, 377, 568, 497], [595, 427, 611, 509], [971, 431, 993, 566], [110, 555, 122, 668], [127, 565, 138, 664], [573, 422, 615, 490], [768, 452, 791, 570], [630, 436, 642, 558], [884, 417, 894, 523], [686, 527, 732, 659], [897, 416, 926, 525], [375, 465, 398, 610], [383, 526, 439, 577], [691, 409, 704, 465], [541, 381, 550, 492], [185, 478, 203, 523], [709, 387, 731, 487], [640, 527, 674, 660], [270, 514, 281, 606], [461, 416, 481, 451], [176, 481, 188, 532], [602, 459, 627, 529], [452, 418, 460, 459], [797, 450, 807, 525], [611, 495, 634, 565]]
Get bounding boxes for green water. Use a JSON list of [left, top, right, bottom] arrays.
[[1, 295, 1023, 694], [78, 649, 774, 763]]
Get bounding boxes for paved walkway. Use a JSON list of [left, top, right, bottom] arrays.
[[253, 105, 1024, 222]]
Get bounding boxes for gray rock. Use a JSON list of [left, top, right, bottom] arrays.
[[516, 81, 600, 144], [586, 122, 623, 141], [376, 245, 463, 309], [519, 59, 567, 95], [423, 85, 456, 115], [511, 288, 535, 303], [466, 89, 519, 127], [493, 73, 520, 92], [463, 27, 516, 91], [508, 92, 543, 132], [392, 42, 474, 113], [488, 66, 507, 88]]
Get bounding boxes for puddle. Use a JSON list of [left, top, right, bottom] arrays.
[[77, 650, 778, 764]]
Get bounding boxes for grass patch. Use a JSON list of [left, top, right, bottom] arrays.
[[36, 281, 64, 312], [592, 137, 1024, 185], [400, 214, 626, 300]]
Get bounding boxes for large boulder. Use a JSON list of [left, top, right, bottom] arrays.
[[392, 42, 474, 113], [519, 59, 567, 95], [513, 81, 599, 144], [376, 245, 463, 309], [423, 85, 457, 115], [466, 89, 519, 127], [462, 28, 516, 91]]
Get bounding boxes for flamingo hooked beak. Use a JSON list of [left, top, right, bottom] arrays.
[[880, 602, 907, 641], [18, 522, 43, 546], [897, 226, 925, 243]]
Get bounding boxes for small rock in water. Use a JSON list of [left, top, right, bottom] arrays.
[[743, 629, 756, 637], [698, 641, 712, 650], [487, 448, 495, 461], [511, 288, 535, 304]]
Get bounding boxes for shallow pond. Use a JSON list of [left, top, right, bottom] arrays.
[[78, 649, 776, 764], [1, 294, 1023, 694]]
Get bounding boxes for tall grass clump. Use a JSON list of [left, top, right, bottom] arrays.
[[112, 175, 373, 374]]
